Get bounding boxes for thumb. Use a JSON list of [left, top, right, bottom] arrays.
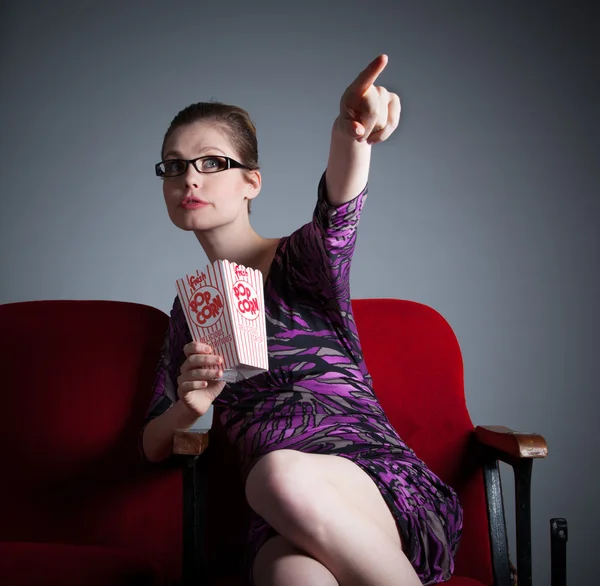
[[336, 116, 365, 139]]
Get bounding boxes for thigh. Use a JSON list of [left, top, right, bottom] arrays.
[[309, 453, 403, 548], [247, 450, 401, 547]]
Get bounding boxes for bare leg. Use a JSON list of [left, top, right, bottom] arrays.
[[245, 450, 422, 586], [253, 535, 338, 586]]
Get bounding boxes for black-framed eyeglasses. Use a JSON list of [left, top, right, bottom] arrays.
[[155, 155, 252, 178]]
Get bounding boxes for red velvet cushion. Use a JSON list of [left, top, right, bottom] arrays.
[[0, 300, 182, 585], [0, 542, 165, 586], [444, 576, 487, 586]]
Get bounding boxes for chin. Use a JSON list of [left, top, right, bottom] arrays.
[[168, 209, 215, 232], [172, 218, 216, 232]]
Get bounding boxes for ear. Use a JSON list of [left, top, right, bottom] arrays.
[[245, 169, 262, 201]]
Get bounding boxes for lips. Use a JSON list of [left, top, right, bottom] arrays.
[[180, 197, 210, 210]]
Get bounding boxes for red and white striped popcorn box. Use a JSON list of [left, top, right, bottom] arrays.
[[176, 259, 269, 383]]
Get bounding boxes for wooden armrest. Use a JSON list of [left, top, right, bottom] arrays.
[[173, 430, 209, 455], [475, 425, 548, 459]]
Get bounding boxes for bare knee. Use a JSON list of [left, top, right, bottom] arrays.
[[253, 535, 338, 586], [245, 450, 328, 536], [245, 450, 309, 514]]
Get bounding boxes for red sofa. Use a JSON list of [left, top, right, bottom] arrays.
[[0, 299, 567, 586]]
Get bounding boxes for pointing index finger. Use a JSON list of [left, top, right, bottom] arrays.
[[348, 54, 388, 96]]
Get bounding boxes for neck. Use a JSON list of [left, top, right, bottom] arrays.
[[193, 215, 269, 271]]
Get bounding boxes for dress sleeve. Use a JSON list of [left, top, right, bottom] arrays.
[[313, 170, 368, 255], [138, 296, 192, 460], [296, 170, 368, 300]]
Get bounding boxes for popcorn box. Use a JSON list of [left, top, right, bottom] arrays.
[[176, 259, 269, 383]]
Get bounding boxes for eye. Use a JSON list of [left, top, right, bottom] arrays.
[[164, 160, 186, 175], [200, 156, 228, 172]]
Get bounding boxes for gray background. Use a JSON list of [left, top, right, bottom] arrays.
[[1, 0, 597, 583]]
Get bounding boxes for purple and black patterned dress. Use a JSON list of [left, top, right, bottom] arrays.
[[143, 171, 463, 584]]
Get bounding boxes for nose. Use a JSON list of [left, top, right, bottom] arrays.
[[184, 162, 204, 189]]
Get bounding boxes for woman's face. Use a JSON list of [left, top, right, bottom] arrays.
[[161, 121, 259, 232]]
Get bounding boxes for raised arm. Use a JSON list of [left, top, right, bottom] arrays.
[[325, 54, 401, 206]]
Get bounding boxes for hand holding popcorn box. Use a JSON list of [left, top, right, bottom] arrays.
[[176, 260, 269, 383]]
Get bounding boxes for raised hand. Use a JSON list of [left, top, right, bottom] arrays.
[[337, 54, 401, 145]]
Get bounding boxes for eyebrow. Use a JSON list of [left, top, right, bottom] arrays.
[[163, 146, 227, 159]]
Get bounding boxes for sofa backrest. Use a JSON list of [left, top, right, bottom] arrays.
[[352, 298, 493, 583], [0, 300, 183, 584]]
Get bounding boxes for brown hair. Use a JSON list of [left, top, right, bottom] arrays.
[[161, 101, 260, 214]]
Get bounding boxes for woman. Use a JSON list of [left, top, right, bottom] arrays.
[[141, 54, 462, 586]]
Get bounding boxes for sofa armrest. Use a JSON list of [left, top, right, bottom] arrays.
[[474, 425, 559, 586], [174, 431, 210, 586], [174, 430, 210, 455], [475, 425, 548, 460]]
